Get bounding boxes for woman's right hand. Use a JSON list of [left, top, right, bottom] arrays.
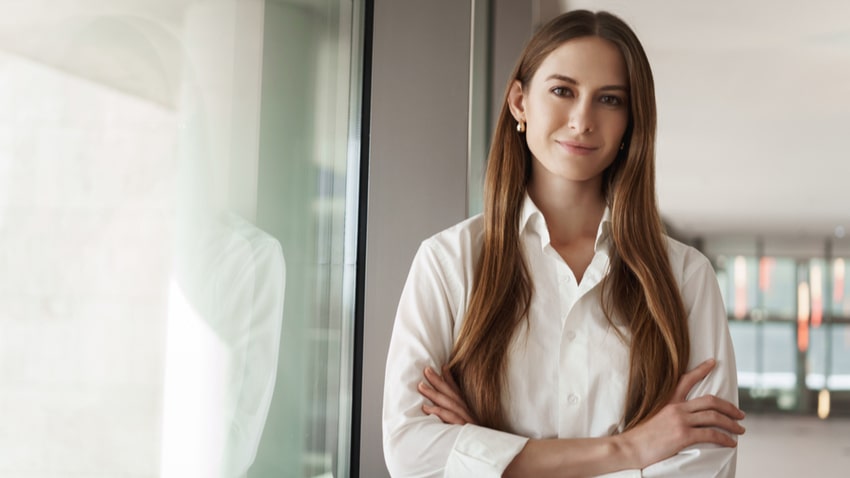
[[617, 359, 746, 469]]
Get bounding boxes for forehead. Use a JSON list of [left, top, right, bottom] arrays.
[[533, 36, 627, 87]]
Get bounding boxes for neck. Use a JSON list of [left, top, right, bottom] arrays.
[[526, 171, 606, 246]]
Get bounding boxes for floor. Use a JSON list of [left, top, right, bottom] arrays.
[[737, 414, 850, 477]]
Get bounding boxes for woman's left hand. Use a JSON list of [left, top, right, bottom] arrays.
[[418, 365, 477, 425]]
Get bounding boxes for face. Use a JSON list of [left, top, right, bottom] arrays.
[[509, 36, 629, 186]]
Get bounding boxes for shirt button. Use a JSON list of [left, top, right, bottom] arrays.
[[567, 393, 580, 405], [566, 330, 576, 341]]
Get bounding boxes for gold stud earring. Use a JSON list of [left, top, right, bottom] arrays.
[[516, 120, 526, 133]]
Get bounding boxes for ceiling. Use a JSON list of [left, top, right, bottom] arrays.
[[547, 0, 850, 238], [2, 1, 848, 239]]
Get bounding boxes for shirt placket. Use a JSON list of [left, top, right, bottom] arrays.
[[555, 257, 589, 438]]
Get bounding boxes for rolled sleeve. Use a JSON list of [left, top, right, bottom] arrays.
[[642, 253, 739, 477], [445, 425, 529, 477]]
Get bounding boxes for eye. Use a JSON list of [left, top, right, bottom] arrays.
[[551, 86, 573, 98], [600, 95, 624, 106]]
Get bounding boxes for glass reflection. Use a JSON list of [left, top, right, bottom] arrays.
[[0, 1, 362, 477]]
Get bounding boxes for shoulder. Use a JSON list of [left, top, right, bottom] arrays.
[[663, 235, 715, 286], [402, 215, 483, 319], [420, 213, 485, 267], [410, 214, 484, 302]]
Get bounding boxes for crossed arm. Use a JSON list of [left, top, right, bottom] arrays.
[[419, 359, 745, 478], [384, 241, 742, 477]]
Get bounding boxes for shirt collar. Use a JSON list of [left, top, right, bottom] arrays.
[[519, 193, 613, 254]]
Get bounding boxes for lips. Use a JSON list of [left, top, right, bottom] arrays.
[[557, 140, 599, 155]]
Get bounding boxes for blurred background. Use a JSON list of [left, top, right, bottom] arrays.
[[0, 0, 847, 477]]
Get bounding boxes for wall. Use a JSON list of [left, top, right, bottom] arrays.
[[360, 0, 535, 476], [360, 0, 472, 475]]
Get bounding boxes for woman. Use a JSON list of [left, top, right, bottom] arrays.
[[383, 10, 744, 477]]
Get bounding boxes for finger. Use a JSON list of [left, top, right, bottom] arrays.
[[687, 427, 739, 448], [673, 359, 716, 401], [422, 404, 468, 425], [417, 381, 475, 423], [441, 365, 464, 396], [424, 367, 465, 403], [682, 395, 745, 419], [420, 394, 474, 425], [686, 410, 747, 435]]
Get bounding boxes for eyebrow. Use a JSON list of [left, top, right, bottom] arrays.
[[545, 74, 629, 92]]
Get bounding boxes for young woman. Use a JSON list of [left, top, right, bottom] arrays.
[[383, 10, 744, 478]]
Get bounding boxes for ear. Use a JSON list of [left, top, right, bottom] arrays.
[[507, 80, 526, 123]]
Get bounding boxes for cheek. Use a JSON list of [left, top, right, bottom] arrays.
[[525, 108, 561, 150], [526, 95, 561, 125], [612, 112, 629, 138], [524, 130, 546, 161]]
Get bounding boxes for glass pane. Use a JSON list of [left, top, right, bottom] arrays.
[[250, 2, 361, 477], [0, 1, 363, 477], [810, 324, 850, 391], [830, 324, 850, 390], [729, 321, 796, 390], [716, 255, 758, 319], [808, 325, 828, 389], [832, 258, 850, 317], [761, 258, 797, 319], [761, 322, 797, 390], [808, 259, 827, 327], [729, 321, 757, 388]]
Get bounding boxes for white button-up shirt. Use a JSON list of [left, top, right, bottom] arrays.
[[383, 195, 738, 477]]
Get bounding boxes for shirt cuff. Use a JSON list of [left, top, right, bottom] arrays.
[[444, 424, 529, 478]]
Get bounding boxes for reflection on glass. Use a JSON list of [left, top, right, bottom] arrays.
[[809, 324, 850, 391], [817, 389, 830, 419], [708, 239, 850, 415], [0, 1, 362, 477], [809, 325, 828, 389], [762, 258, 796, 319], [733, 255, 749, 319], [810, 260, 825, 328], [731, 321, 797, 390], [833, 258, 848, 315], [720, 255, 758, 319], [798, 281, 810, 352], [830, 325, 850, 390], [162, 213, 285, 478]]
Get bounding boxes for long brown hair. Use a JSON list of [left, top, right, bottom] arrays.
[[447, 10, 690, 432]]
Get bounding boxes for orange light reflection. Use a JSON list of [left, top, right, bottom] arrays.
[[797, 282, 810, 352], [811, 263, 823, 328]]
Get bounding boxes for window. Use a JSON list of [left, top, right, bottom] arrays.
[[0, 1, 365, 476]]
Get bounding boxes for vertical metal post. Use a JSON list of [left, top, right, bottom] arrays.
[[825, 238, 834, 393], [795, 258, 810, 412], [467, 0, 491, 216]]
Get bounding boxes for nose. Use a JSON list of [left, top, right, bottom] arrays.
[[568, 98, 594, 133]]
